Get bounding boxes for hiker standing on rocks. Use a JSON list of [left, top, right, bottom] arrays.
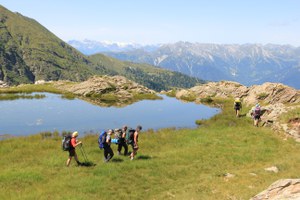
[[252, 103, 261, 127], [234, 97, 242, 117], [104, 129, 114, 162], [130, 125, 142, 160], [66, 131, 82, 167], [116, 125, 128, 156]]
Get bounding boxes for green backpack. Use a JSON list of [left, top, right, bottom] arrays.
[[125, 128, 135, 144]]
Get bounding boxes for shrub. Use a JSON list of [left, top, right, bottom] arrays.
[[181, 93, 196, 102], [166, 89, 177, 97], [257, 92, 268, 100], [200, 96, 213, 104]]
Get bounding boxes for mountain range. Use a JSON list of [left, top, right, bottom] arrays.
[[68, 39, 160, 55], [0, 5, 200, 91], [69, 40, 300, 89]]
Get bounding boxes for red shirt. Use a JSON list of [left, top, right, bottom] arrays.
[[71, 137, 76, 148]]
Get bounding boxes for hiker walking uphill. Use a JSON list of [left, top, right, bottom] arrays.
[[234, 98, 242, 117], [128, 125, 142, 160], [66, 131, 82, 167], [115, 126, 128, 156], [98, 130, 114, 162], [251, 103, 262, 127]]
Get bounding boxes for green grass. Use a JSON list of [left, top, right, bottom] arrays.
[[279, 105, 300, 123], [0, 83, 63, 94], [1, 100, 300, 199]]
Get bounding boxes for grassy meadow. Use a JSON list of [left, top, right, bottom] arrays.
[[1, 99, 300, 200]]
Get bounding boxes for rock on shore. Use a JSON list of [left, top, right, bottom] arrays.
[[251, 179, 300, 200]]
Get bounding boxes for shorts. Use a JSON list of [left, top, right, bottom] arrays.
[[69, 149, 75, 157], [234, 107, 240, 111], [131, 143, 139, 151], [254, 115, 260, 120]]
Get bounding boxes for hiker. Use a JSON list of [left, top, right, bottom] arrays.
[[116, 125, 128, 156], [251, 103, 261, 127], [130, 125, 142, 160], [103, 129, 114, 162], [234, 97, 242, 117], [66, 131, 82, 167]]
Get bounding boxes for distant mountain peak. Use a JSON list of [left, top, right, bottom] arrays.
[[100, 42, 300, 89], [67, 39, 161, 55]]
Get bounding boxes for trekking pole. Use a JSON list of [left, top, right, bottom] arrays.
[[80, 145, 88, 162]]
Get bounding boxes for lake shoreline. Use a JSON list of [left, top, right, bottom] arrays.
[[0, 92, 219, 136]]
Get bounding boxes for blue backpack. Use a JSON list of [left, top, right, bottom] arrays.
[[98, 131, 107, 149]]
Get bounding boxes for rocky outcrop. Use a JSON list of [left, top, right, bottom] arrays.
[[56, 75, 156, 107], [63, 75, 154, 96], [174, 81, 300, 139], [244, 83, 300, 105], [251, 179, 300, 200], [176, 81, 249, 101], [175, 81, 300, 106]]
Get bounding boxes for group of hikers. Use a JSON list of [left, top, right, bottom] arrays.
[[65, 125, 142, 167], [233, 97, 262, 127]]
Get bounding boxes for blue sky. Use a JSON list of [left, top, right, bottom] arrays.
[[1, 0, 300, 46]]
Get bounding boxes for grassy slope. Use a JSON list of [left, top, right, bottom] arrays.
[[0, 5, 201, 91], [89, 53, 165, 73], [89, 54, 202, 91], [0, 5, 99, 83], [1, 100, 300, 200]]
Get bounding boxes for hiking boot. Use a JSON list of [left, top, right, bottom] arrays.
[[77, 161, 82, 166]]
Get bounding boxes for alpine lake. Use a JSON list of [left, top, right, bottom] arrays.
[[0, 92, 220, 137]]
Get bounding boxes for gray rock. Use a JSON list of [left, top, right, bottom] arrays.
[[251, 179, 300, 200]]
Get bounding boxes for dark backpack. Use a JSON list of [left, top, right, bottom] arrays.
[[234, 101, 241, 108], [254, 107, 261, 116], [126, 128, 135, 144], [115, 129, 122, 139], [98, 131, 107, 149], [62, 134, 72, 151]]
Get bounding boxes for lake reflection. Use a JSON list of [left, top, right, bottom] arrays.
[[0, 93, 220, 136]]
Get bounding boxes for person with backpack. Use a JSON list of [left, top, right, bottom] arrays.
[[251, 103, 261, 127], [233, 98, 242, 117], [114, 126, 128, 156], [129, 125, 142, 160], [66, 131, 82, 167], [98, 129, 114, 162]]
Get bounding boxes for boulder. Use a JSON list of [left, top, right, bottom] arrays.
[[264, 166, 279, 173], [251, 179, 300, 200]]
